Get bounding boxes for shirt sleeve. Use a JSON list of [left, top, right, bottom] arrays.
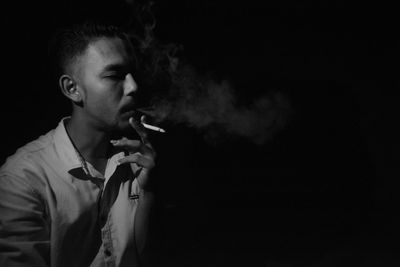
[[0, 174, 50, 267]]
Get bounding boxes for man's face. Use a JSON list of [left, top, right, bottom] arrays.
[[73, 37, 138, 133]]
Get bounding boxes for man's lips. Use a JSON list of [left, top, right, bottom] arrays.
[[120, 103, 136, 114], [121, 110, 136, 119]]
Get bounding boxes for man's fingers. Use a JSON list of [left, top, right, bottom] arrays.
[[117, 153, 155, 169], [111, 138, 141, 149], [110, 137, 154, 156]]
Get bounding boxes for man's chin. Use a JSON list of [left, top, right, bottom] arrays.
[[117, 118, 132, 131], [114, 117, 138, 138]]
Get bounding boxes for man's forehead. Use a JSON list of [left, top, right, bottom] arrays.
[[85, 37, 132, 67]]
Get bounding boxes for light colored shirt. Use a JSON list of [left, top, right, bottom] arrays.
[[0, 118, 142, 267]]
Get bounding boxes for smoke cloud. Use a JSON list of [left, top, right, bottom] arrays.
[[141, 66, 292, 145], [126, 1, 292, 145]]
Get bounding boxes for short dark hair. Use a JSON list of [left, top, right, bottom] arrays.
[[48, 20, 133, 82]]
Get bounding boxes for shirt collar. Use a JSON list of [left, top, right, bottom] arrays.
[[53, 117, 84, 173], [53, 117, 126, 180]]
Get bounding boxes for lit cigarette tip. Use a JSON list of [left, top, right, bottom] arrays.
[[141, 122, 166, 133]]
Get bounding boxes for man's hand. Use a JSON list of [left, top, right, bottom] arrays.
[[110, 117, 156, 191]]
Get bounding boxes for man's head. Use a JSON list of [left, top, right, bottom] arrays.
[[51, 21, 140, 133]]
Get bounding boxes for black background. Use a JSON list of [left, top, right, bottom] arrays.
[[2, 0, 399, 265]]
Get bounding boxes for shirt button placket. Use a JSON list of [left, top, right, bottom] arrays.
[[102, 223, 116, 267]]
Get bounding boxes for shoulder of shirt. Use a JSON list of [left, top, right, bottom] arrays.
[[0, 127, 57, 181]]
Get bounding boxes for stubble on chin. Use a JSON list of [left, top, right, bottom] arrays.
[[109, 118, 134, 139]]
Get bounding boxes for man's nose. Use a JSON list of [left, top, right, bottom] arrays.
[[124, 73, 138, 95]]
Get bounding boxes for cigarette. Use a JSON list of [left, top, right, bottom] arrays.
[[141, 122, 166, 133]]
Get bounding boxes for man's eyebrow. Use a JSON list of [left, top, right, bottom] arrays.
[[101, 61, 137, 74], [102, 63, 127, 72]]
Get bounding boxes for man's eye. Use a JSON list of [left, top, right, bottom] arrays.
[[105, 73, 125, 80]]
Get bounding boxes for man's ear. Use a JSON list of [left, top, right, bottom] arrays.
[[59, 75, 82, 103]]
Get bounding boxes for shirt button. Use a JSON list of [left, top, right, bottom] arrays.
[[104, 249, 112, 257]]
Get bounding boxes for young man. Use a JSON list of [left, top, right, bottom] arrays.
[[0, 21, 156, 266]]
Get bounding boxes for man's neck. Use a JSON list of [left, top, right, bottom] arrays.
[[65, 114, 113, 163]]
